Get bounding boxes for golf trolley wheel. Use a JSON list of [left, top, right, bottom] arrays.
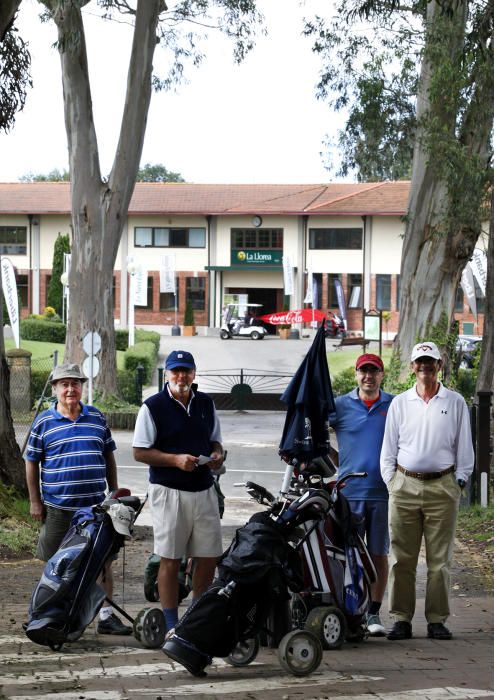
[[225, 636, 260, 667], [220, 329, 230, 339], [133, 607, 166, 649], [278, 629, 322, 677], [305, 605, 347, 650]]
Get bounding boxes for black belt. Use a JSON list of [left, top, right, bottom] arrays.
[[396, 465, 454, 481]]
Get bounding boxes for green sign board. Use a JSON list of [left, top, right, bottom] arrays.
[[231, 249, 282, 266]]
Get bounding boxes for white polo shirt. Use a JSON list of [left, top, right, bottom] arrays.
[[380, 383, 474, 484]]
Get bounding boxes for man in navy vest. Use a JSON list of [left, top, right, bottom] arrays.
[[133, 350, 224, 634]]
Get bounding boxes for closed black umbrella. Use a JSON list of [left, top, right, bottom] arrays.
[[279, 321, 335, 464]]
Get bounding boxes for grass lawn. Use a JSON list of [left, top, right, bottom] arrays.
[[5, 338, 126, 369], [326, 344, 393, 375]]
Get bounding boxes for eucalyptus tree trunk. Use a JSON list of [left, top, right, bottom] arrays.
[[476, 191, 494, 394], [45, 0, 164, 397], [394, 0, 494, 374]]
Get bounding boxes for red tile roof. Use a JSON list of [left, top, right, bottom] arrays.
[[0, 181, 410, 216]]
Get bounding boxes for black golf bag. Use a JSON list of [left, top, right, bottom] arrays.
[[25, 496, 140, 650], [163, 488, 331, 676]]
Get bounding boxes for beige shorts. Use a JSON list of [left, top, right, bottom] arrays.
[[149, 483, 223, 559]]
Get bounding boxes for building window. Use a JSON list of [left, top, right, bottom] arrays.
[[16, 274, 28, 308], [455, 285, 464, 313], [348, 273, 362, 308], [309, 228, 362, 250], [160, 290, 178, 311], [142, 276, 153, 310], [327, 273, 341, 307], [134, 227, 206, 248], [186, 277, 205, 310], [396, 274, 401, 310], [0, 226, 27, 255], [474, 278, 485, 314], [376, 274, 391, 310], [231, 229, 283, 249]]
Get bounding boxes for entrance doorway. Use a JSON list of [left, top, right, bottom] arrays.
[[225, 288, 282, 333]]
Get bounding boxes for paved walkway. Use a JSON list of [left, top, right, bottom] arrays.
[[1, 520, 493, 700]]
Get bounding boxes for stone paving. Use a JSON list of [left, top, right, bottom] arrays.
[[1, 516, 493, 700]]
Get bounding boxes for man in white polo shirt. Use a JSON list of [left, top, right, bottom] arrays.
[[380, 341, 474, 641]]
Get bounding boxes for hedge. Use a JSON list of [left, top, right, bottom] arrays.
[[123, 340, 157, 385], [115, 328, 161, 352], [21, 319, 66, 343]]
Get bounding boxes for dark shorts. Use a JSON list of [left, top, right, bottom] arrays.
[[36, 506, 75, 561], [348, 499, 389, 556]]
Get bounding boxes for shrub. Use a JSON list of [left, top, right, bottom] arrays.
[[115, 328, 161, 352], [20, 318, 66, 343], [123, 340, 157, 384], [31, 365, 53, 405], [183, 300, 195, 326], [331, 367, 356, 396]]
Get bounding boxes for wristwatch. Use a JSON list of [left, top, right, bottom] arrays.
[[457, 479, 466, 489]]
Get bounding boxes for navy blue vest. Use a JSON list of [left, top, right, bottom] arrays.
[[145, 387, 216, 492]]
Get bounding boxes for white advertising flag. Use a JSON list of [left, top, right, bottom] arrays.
[[282, 255, 294, 296], [304, 268, 313, 304], [461, 265, 477, 319], [469, 249, 487, 296], [1, 258, 20, 348], [160, 255, 176, 294], [134, 267, 148, 306]]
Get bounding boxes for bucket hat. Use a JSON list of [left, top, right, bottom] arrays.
[[50, 363, 88, 385]]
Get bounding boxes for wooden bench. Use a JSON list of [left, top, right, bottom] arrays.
[[333, 337, 371, 351]]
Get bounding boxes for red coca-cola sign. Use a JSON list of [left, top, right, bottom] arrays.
[[258, 309, 326, 325]]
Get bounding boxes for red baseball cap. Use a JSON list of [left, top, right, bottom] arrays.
[[355, 353, 384, 371]]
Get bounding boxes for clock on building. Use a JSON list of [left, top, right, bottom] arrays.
[[252, 215, 263, 227]]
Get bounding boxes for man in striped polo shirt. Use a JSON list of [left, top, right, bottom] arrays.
[[25, 363, 131, 636]]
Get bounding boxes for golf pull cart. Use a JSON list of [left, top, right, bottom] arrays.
[[220, 303, 267, 340]]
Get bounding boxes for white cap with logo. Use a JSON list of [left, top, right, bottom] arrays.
[[410, 341, 441, 362], [107, 503, 134, 539]]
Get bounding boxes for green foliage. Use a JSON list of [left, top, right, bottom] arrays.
[[31, 364, 53, 406], [184, 299, 195, 326], [115, 328, 161, 352], [93, 391, 138, 412], [20, 168, 70, 181], [331, 367, 356, 396], [20, 318, 66, 343], [136, 163, 185, 182], [304, 6, 418, 180], [46, 233, 70, 317], [0, 484, 37, 555], [0, 19, 32, 133], [123, 340, 157, 384]]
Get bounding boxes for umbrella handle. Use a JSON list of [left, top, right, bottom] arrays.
[[280, 462, 295, 495]]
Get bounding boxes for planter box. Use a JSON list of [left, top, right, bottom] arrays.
[[278, 328, 291, 339], [182, 326, 196, 336]]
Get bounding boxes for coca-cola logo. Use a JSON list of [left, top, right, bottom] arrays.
[[267, 311, 304, 324]]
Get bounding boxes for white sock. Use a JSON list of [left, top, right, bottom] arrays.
[[99, 606, 113, 621]]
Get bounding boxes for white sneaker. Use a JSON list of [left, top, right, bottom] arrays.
[[366, 613, 386, 637]]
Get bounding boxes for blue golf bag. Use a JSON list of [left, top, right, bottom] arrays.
[[25, 497, 139, 650]]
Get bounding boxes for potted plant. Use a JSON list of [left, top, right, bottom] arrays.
[[278, 301, 291, 339], [183, 299, 196, 336]]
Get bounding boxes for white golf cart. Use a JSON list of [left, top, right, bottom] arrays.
[[220, 303, 267, 340]]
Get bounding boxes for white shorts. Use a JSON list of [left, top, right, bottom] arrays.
[[149, 483, 223, 559]]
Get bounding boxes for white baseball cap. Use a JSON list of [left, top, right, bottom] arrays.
[[107, 503, 133, 539], [410, 341, 441, 362]]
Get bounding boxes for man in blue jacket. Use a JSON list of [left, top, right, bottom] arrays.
[[133, 350, 224, 635], [330, 353, 394, 636]]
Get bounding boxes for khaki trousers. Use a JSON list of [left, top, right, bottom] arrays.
[[388, 469, 461, 624]]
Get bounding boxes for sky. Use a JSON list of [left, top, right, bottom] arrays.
[[0, 0, 343, 184]]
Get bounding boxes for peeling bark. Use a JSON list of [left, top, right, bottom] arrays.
[[394, 0, 494, 373], [44, 0, 163, 396]]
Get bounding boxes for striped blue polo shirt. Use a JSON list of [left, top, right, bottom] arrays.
[[26, 402, 116, 510]]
